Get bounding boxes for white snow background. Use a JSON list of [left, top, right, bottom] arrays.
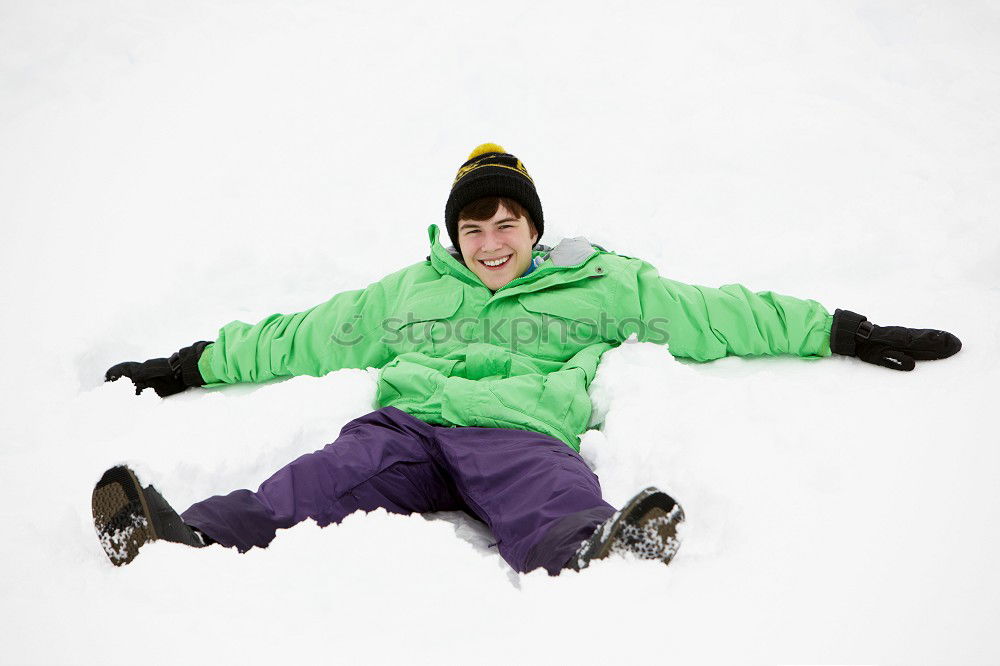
[[2, 1, 998, 664]]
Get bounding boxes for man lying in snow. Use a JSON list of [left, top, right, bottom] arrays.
[[96, 143, 962, 574]]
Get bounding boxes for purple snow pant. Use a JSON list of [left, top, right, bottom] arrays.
[[181, 407, 614, 574]]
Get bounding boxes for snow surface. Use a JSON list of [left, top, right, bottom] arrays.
[[2, 1, 999, 664]]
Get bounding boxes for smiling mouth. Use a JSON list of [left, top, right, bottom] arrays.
[[478, 254, 512, 269]]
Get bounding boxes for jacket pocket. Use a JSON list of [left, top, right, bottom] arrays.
[[517, 289, 608, 361], [382, 281, 464, 355]]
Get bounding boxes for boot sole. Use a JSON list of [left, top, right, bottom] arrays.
[[92, 466, 159, 566], [575, 487, 685, 569]]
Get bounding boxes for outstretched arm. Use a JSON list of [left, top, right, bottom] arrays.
[[197, 282, 394, 385], [632, 261, 832, 361], [629, 261, 961, 370], [106, 280, 395, 396]]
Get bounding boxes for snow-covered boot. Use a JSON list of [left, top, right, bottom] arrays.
[[92, 465, 206, 566], [569, 486, 685, 571]]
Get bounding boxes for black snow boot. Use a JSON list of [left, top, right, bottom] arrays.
[[568, 486, 685, 571], [92, 465, 207, 566]]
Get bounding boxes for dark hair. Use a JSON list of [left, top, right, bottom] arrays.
[[457, 197, 537, 236]]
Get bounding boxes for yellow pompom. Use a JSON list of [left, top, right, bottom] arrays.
[[467, 143, 506, 159]]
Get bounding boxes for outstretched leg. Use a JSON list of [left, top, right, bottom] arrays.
[[181, 408, 467, 552], [427, 416, 616, 575]]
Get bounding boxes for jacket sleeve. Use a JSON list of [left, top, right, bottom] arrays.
[[632, 260, 833, 361], [196, 280, 394, 385]]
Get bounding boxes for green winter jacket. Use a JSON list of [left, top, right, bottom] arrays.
[[198, 224, 833, 450]]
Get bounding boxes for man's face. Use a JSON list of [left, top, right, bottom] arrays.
[[457, 203, 538, 291]]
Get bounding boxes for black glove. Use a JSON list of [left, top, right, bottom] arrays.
[[105, 341, 212, 397], [830, 309, 961, 371]]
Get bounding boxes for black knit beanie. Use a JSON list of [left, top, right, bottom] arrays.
[[444, 143, 544, 250]]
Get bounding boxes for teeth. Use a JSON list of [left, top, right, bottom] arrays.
[[481, 255, 511, 267]]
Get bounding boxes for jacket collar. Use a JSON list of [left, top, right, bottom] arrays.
[[427, 224, 481, 285], [425, 224, 601, 290]]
